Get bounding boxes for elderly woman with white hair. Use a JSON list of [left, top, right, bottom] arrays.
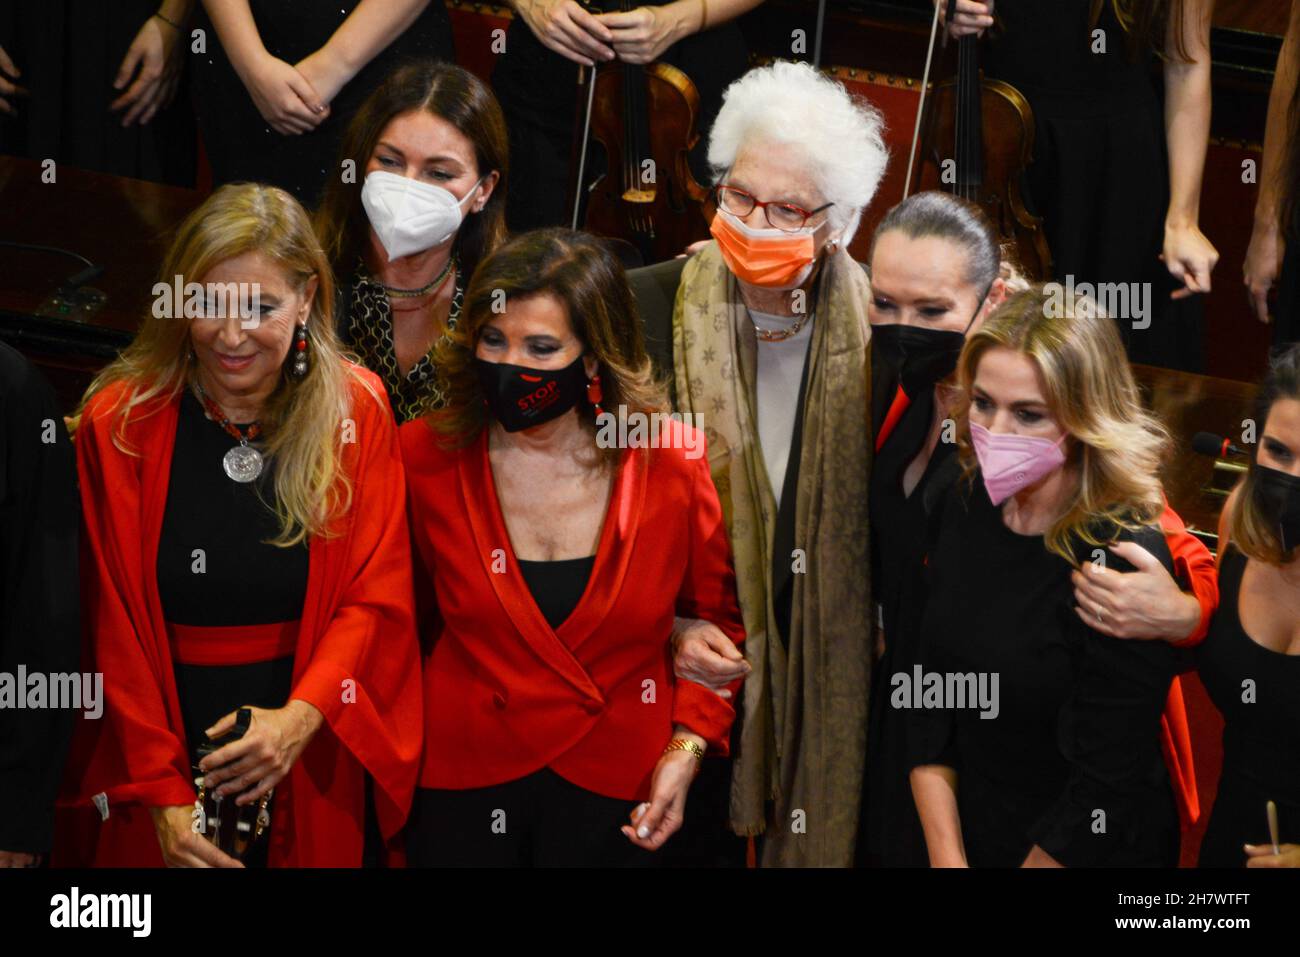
[[643, 58, 886, 867]]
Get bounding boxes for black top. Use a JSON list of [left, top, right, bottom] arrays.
[[157, 390, 309, 626], [908, 473, 1181, 867], [869, 389, 956, 651], [984, 0, 1152, 103], [0, 343, 79, 853], [517, 556, 596, 631], [980, 0, 1201, 372], [860, 389, 957, 866], [1196, 545, 1300, 866]]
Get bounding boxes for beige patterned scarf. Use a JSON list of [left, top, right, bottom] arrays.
[[672, 241, 873, 867]]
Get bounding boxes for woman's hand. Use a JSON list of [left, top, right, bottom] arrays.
[[621, 732, 704, 850], [1244, 219, 1283, 324], [1162, 220, 1219, 300], [238, 53, 328, 135], [198, 700, 324, 806], [294, 46, 354, 109], [0, 44, 28, 116], [938, 0, 994, 39], [1071, 541, 1201, 642], [514, 0, 615, 66], [1246, 843, 1300, 867], [149, 804, 244, 868], [110, 15, 184, 126], [597, 5, 684, 64], [671, 616, 749, 698]]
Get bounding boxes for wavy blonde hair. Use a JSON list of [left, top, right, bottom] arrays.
[[75, 183, 375, 546], [954, 286, 1170, 564]]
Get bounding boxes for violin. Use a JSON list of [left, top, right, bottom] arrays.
[[905, 0, 1052, 281], [568, 0, 712, 265]]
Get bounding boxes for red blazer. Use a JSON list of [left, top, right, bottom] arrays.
[[399, 417, 745, 802], [57, 364, 422, 867], [875, 384, 1216, 825]]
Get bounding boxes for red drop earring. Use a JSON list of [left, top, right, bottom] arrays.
[[586, 373, 604, 416]]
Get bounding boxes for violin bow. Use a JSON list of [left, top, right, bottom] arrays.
[[902, 0, 951, 199], [812, 0, 826, 67], [572, 63, 598, 230]]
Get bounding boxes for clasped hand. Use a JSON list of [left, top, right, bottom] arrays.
[[516, 0, 681, 66]]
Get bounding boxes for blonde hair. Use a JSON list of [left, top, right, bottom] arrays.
[[76, 183, 375, 546], [954, 286, 1170, 564]]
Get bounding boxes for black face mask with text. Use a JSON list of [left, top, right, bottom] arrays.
[[1253, 463, 1300, 554], [475, 354, 588, 433]]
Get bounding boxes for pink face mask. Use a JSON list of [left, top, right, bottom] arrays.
[[969, 421, 1068, 506]]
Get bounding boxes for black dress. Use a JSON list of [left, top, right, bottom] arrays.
[[190, 0, 454, 207], [1196, 545, 1300, 867], [1274, 223, 1300, 350], [859, 388, 957, 867], [983, 0, 1202, 372], [491, 0, 748, 234], [0, 0, 197, 185], [157, 391, 309, 865], [908, 473, 1182, 867], [0, 343, 80, 855]]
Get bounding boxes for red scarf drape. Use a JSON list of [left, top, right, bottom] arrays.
[[57, 364, 422, 866]]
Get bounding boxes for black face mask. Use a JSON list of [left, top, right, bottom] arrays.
[[872, 296, 985, 398], [1253, 463, 1300, 554], [475, 354, 588, 433]]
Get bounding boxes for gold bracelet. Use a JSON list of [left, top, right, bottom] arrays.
[[663, 737, 706, 762], [698, 0, 709, 33]]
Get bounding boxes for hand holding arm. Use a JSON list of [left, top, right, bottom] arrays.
[[671, 615, 750, 698], [596, 0, 764, 65], [511, 0, 615, 66], [295, 0, 432, 105], [202, 0, 327, 134], [1070, 540, 1203, 642]]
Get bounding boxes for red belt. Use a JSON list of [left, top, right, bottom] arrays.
[[168, 620, 299, 666]]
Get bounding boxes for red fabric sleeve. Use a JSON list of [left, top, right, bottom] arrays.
[[288, 379, 423, 840], [671, 439, 745, 755], [1158, 503, 1219, 649], [74, 391, 194, 809]]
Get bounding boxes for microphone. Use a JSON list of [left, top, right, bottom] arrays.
[[1192, 431, 1248, 459]]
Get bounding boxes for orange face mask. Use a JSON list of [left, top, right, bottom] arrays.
[[710, 209, 818, 289]]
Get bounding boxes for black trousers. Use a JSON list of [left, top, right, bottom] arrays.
[[405, 767, 658, 867]]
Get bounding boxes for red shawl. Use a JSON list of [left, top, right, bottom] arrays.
[[57, 363, 421, 866]]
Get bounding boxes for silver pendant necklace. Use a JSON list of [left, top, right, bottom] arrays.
[[193, 381, 264, 483]]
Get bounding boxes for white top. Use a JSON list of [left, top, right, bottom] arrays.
[[749, 308, 814, 509]]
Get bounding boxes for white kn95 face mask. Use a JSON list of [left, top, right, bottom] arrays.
[[360, 169, 485, 262]]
